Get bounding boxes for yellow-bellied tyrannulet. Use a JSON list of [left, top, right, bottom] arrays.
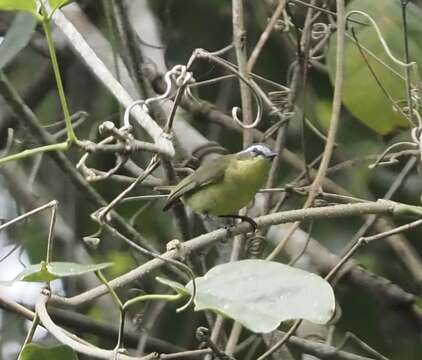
[[163, 144, 276, 217]]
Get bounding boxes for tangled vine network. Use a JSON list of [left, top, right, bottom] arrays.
[[0, 0, 422, 359]]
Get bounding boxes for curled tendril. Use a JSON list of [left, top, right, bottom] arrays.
[[186, 48, 264, 130], [123, 100, 149, 129], [347, 10, 417, 71], [228, 70, 263, 130], [175, 260, 196, 312], [312, 22, 330, 40], [123, 65, 194, 129], [369, 140, 418, 169], [274, 10, 293, 32], [268, 89, 291, 115], [310, 22, 332, 60], [170, 64, 194, 87], [246, 234, 266, 258], [231, 94, 263, 130], [394, 98, 422, 128]]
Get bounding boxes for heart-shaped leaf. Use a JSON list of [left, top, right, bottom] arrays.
[[20, 344, 78, 360], [327, 0, 422, 134], [14, 261, 112, 282], [186, 259, 335, 333]]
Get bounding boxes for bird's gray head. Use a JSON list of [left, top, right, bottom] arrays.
[[238, 144, 277, 160]]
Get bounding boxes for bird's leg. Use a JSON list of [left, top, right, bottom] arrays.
[[218, 215, 258, 232], [201, 213, 230, 240]]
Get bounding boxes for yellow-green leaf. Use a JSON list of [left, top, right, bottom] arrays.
[[0, 0, 72, 17], [327, 0, 422, 134], [20, 344, 78, 360], [0, 0, 38, 15]]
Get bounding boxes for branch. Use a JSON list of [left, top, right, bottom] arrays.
[[266, 330, 375, 360], [0, 291, 395, 360], [50, 199, 422, 307], [232, 0, 254, 146], [50, 4, 174, 157]]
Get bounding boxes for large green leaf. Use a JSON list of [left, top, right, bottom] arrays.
[[0, 0, 38, 14], [14, 261, 112, 282], [186, 260, 335, 333], [0, 13, 37, 70], [327, 0, 422, 134], [0, 0, 71, 16], [20, 344, 78, 360]]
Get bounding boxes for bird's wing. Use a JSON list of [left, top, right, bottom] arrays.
[[163, 155, 230, 211]]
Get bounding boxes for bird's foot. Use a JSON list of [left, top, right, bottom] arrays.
[[219, 215, 258, 233]]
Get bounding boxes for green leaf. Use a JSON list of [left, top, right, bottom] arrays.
[[15, 261, 112, 282], [0, 0, 71, 17], [0, 0, 38, 14], [0, 13, 37, 70], [186, 260, 335, 333], [49, 0, 71, 9], [47, 0, 72, 17], [20, 344, 78, 360], [156, 276, 190, 296], [327, 0, 422, 134]]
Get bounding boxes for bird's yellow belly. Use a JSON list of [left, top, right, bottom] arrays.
[[184, 183, 253, 215], [184, 159, 270, 216]]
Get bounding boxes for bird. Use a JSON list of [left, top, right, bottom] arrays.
[[163, 144, 277, 229]]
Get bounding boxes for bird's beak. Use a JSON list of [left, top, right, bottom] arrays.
[[266, 151, 277, 160]]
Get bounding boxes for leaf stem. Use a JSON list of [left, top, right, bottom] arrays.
[[45, 200, 58, 264], [42, 13, 77, 143], [17, 312, 40, 360], [123, 293, 182, 311], [0, 141, 69, 166]]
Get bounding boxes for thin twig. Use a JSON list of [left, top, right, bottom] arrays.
[[259, 0, 346, 356], [233, 0, 254, 145], [267, 0, 346, 260], [248, 0, 287, 71], [342, 157, 417, 254]]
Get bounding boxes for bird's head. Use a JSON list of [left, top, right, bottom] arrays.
[[236, 144, 277, 161]]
